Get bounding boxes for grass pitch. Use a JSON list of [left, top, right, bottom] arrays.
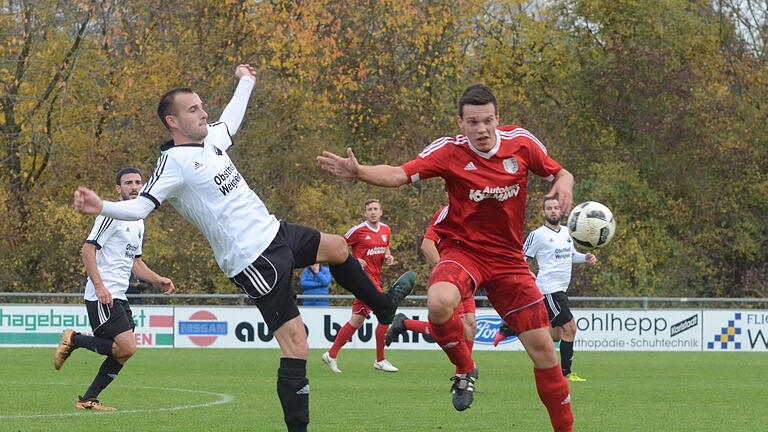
[[0, 348, 764, 431]]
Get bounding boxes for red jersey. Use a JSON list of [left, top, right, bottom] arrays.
[[401, 125, 561, 265], [344, 221, 391, 285], [424, 205, 448, 243]]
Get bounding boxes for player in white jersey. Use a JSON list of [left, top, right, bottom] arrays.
[[72, 64, 415, 432], [54, 168, 175, 411], [495, 197, 596, 381]]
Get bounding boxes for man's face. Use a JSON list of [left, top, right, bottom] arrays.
[[168, 92, 208, 141], [457, 103, 499, 152], [543, 199, 561, 225], [364, 202, 382, 224], [116, 173, 142, 201]]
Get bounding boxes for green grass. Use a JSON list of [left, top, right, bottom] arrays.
[[0, 348, 764, 431]]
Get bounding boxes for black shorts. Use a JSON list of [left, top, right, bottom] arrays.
[[543, 291, 573, 327], [229, 221, 321, 333], [85, 299, 135, 339]]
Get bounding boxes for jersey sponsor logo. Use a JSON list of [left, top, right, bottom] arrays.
[[474, 315, 518, 345], [468, 185, 520, 202], [503, 157, 518, 173], [366, 246, 387, 256], [213, 162, 243, 196], [554, 247, 572, 260], [463, 161, 477, 171], [125, 243, 140, 259]]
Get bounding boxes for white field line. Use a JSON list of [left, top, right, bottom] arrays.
[[0, 382, 234, 419]]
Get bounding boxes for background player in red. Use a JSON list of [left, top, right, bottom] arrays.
[[322, 199, 399, 373], [318, 84, 575, 432], [386, 205, 478, 363]]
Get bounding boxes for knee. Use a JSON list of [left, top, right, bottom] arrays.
[[427, 295, 457, 323], [113, 343, 136, 359], [324, 235, 349, 264]]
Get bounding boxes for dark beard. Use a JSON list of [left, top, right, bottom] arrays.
[[546, 216, 560, 226]]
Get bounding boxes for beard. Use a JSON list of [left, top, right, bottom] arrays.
[[546, 215, 560, 226]]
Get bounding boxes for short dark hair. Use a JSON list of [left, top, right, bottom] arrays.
[[543, 197, 559, 210], [157, 87, 195, 130], [116, 167, 141, 185], [458, 83, 498, 118]]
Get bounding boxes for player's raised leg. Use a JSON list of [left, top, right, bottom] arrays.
[[316, 233, 414, 324]]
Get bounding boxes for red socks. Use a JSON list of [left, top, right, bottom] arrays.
[[404, 319, 430, 334], [429, 312, 474, 374], [534, 365, 574, 432], [328, 323, 356, 358], [375, 324, 388, 362]]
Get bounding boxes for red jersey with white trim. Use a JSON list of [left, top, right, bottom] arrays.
[[401, 125, 562, 267], [424, 205, 448, 243], [344, 222, 391, 285]]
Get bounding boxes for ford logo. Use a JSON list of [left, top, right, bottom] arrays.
[[474, 315, 517, 345]]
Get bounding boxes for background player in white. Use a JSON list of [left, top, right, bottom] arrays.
[[322, 199, 398, 373], [523, 197, 596, 381], [72, 64, 414, 432], [54, 167, 175, 411]]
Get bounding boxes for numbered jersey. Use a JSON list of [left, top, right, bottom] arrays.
[[344, 222, 391, 286], [84, 216, 144, 301]]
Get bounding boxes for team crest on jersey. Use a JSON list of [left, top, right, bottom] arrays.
[[382, 234, 387, 242], [503, 157, 518, 173], [214, 147, 223, 156]]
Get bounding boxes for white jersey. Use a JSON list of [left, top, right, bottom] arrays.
[[139, 121, 280, 277], [84, 215, 144, 301], [522, 224, 582, 294]]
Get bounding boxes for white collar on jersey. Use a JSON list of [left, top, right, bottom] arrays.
[[467, 128, 501, 159], [365, 221, 382, 232]]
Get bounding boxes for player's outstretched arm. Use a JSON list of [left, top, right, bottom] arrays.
[[545, 168, 574, 215], [218, 64, 257, 136], [132, 258, 176, 295], [317, 148, 408, 187], [73, 187, 104, 215]]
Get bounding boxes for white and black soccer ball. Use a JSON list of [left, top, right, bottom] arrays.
[[567, 201, 616, 249]]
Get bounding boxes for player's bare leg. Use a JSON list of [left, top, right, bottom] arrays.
[[272, 315, 310, 432], [518, 327, 574, 432], [427, 281, 475, 411]]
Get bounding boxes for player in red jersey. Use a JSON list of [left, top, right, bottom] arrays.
[[386, 205, 478, 361], [322, 199, 399, 373], [318, 84, 575, 431]]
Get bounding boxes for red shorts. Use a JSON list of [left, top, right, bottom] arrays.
[[351, 281, 381, 318], [429, 246, 548, 335]]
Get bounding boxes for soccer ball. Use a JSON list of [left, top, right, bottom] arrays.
[[567, 201, 616, 249]]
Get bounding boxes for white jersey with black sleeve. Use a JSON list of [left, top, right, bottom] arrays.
[[522, 224, 584, 295], [139, 121, 280, 278], [84, 215, 144, 301]]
